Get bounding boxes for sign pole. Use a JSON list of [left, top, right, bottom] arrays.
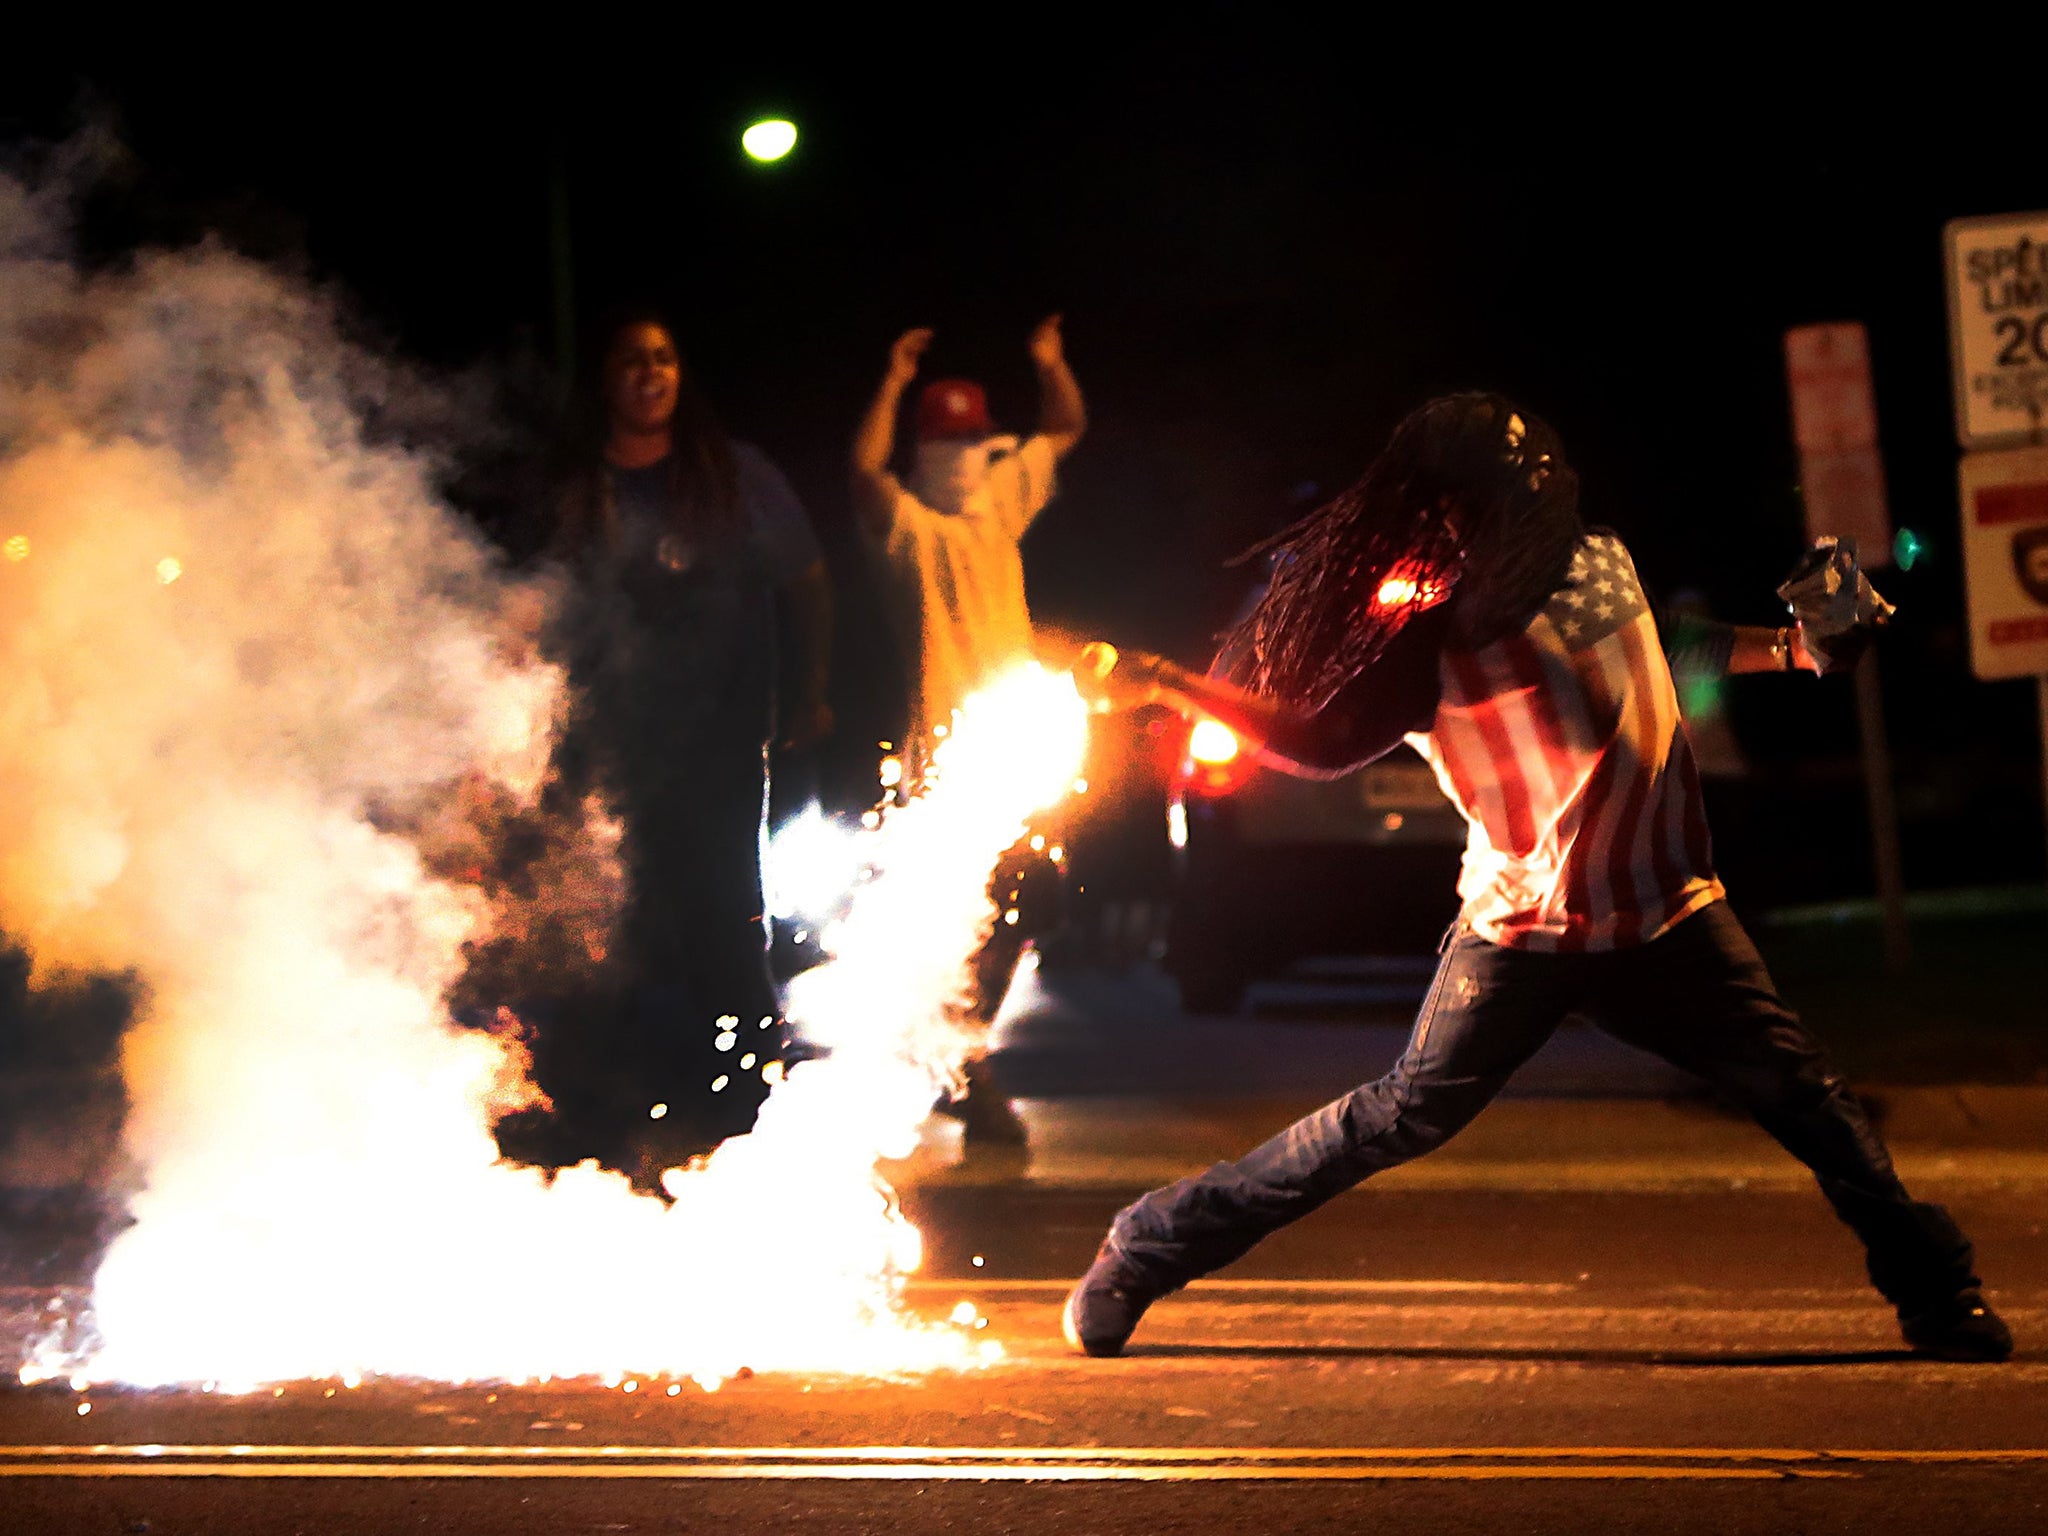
[[1853, 651, 1913, 970], [1954, 450, 2048, 904], [2039, 674, 2048, 890], [548, 141, 577, 407], [1783, 323, 1911, 971]]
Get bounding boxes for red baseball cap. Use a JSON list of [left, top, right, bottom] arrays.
[[915, 379, 994, 441]]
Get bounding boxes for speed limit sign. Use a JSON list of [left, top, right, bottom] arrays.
[[1946, 211, 2048, 448], [1949, 213, 2048, 891]]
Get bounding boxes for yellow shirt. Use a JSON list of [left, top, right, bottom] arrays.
[[875, 435, 1058, 748]]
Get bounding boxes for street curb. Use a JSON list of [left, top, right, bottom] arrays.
[[892, 1091, 2048, 1194], [1856, 1086, 2048, 1148]]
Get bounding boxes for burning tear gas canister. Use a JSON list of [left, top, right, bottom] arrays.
[[1776, 536, 1896, 675]]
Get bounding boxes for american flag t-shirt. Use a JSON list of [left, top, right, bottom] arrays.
[[1405, 531, 1724, 951]]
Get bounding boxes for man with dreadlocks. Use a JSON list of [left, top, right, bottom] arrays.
[[1061, 393, 2012, 1364]]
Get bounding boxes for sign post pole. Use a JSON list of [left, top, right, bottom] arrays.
[[2040, 676, 2048, 883], [1853, 651, 1912, 967], [1783, 322, 1910, 971], [1953, 448, 2048, 897]]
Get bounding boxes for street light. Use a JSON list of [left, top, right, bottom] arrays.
[[742, 118, 799, 164]]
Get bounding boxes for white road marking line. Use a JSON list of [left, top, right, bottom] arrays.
[[1, 1445, 2042, 1466], [0, 1462, 1838, 1482], [906, 1279, 1577, 1295]]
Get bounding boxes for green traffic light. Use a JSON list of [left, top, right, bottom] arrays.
[[1893, 527, 1928, 571], [742, 119, 799, 163]]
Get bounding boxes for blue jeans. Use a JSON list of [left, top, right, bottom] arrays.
[[1109, 901, 1978, 1313]]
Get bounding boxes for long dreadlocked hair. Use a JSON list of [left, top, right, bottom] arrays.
[[1229, 393, 1583, 708]]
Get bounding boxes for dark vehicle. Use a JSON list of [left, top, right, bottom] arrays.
[[1163, 716, 1465, 1013]]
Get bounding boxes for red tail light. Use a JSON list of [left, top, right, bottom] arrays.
[[1179, 718, 1254, 796], [1188, 718, 1240, 765]]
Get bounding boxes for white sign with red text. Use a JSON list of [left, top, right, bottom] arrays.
[[1959, 445, 2048, 680], [1784, 322, 1892, 561]]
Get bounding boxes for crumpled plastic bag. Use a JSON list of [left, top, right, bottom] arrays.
[[1775, 535, 1895, 675]]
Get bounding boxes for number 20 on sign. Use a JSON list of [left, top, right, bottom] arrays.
[[1946, 211, 2048, 449]]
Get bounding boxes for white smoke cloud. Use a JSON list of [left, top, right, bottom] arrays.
[[0, 152, 580, 1381], [0, 150, 1077, 1390]]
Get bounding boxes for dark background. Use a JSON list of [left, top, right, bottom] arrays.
[[4, 23, 2042, 904]]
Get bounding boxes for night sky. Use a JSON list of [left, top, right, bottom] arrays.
[[6, 29, 2042, 894]]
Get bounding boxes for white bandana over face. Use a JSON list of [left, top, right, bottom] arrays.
[[911, 434, 1018, 516]]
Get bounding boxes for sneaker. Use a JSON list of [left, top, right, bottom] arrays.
[[959, 1091, 1030, 1148], [1061, 1243, 1155, 1358], [935, 1058, 1029, 1148], [1899, 1290, 2014, 1362]]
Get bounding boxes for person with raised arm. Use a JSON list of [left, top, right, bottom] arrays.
[[851, 316, 1086, 1147]]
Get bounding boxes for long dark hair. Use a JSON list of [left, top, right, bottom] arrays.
[[1229, 393, 1582, 707], [551, 304, 743, 555]]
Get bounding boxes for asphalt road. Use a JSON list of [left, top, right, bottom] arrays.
[[4, 1180, 2046, 1535], [5, 959, 2045, 1532]]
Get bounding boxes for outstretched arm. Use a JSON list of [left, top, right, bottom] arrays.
[[851, 328, 931, 538], [1666, 615, 1820, 677], [1028, 314, 1086, 460], [1726, 623, 1819, 674], [1078, 607, 1449, 778]]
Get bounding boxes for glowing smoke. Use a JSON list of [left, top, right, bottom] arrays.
[[0, 157, 1087, 1388]]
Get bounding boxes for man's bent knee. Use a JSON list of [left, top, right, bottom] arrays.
[[1321, 1074, 1493, 1178]]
